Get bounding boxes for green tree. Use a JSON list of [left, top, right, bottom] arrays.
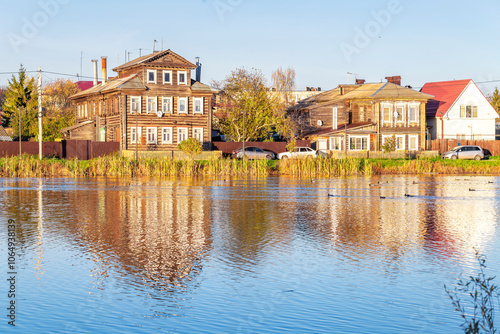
[[178, 137, 202, 158], [213, 67, 295, 142], [3, 65, 38, 138], [382, 135, 397, 157]]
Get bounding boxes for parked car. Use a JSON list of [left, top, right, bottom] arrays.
[[232, 146, 276, 160], [277, 147, 321, 159], [441, 145, 485, 160]]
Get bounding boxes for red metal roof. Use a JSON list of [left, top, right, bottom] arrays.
[[420, 80, 471, 118], [76, 81, 101, 92]]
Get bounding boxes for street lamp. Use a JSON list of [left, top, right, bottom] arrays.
[[241, 110, 245, 159]]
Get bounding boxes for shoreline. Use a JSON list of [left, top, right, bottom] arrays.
[[1, 155, 500, 178]]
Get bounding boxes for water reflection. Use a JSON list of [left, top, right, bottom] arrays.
[[0, 176, 499, 333]]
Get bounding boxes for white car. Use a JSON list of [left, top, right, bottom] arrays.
[[277, 147, 320, 159]]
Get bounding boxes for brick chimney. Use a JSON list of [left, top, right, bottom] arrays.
[[385, 76, 401, 86], [355, 79, 366, 85]]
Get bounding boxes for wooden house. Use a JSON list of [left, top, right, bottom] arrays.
[[293, 79, 433, 153], [66, 50, 213, 153]]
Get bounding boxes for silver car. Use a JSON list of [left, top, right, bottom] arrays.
[[441, 145, 484, 160], [277, 147, 319, 159], [232, 147, 276, 160]]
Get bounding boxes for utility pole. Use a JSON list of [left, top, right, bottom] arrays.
[[18, 107, 21, 159], [38, 67, 43, 160]]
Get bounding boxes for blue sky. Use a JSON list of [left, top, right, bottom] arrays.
[[1, 0, 499, 95]]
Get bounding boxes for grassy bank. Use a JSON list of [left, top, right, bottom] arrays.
[[1, 155, 500, 178]]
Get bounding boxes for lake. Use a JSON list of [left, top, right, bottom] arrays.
[[1, 175, 499, 333]]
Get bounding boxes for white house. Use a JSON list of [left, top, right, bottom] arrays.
[[421, 79, 498, 140]]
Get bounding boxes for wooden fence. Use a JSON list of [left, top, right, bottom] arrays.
[[428, 139, 500, 156], [0, 140, 119, 160]]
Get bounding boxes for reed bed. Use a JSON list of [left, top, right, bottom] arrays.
[[1, 155, 500, 178]]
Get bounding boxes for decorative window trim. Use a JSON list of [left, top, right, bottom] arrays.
[[193, 127, 204, 143], [395, 135, 405, 151], [130, 96, 141, 114], [162, 127, 173, 144], [147, 69, 157, 84], [146, 127, 157, 145], [147, 96, 157, 114], [329, 136, 342, 151], [381, 103, 392, 123], [332, 106, 338, 130], [348, 135, 370, 151], [408, 103, 419, 123], [130, 127, 142, 144], [178, 71, 187, 85], [162, 70, 172, 85], [193, 97, 204, 114], [178, 97, 188, 114], [408, 135, 418, 151], [394, 103, 405, 123], [177, 127, 189, 143], [162, 97, 173, 114]]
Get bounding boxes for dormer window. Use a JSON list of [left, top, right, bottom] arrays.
[[147, 70, 157, 84], [178, 71, 187, 85]]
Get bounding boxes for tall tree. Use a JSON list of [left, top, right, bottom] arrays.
[[213, 67, 294, 142], [3, 65, 38, 138], [491, 87, 500, 117], [38, 79, 80, 141], [271, 66, 296, 108]]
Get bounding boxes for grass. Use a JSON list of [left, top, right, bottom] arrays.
[[1, 154, 500, 178]]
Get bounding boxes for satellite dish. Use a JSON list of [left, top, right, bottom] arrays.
[[317, 120, 324, 126], [156, 110, 164, 118]]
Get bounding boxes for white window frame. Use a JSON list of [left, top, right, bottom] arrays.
[[130, 96, 141, 114], [193, 97, 204, 114], [409, 135, 418, 151], [131, 127, 142, 144], [395, 104, 405, 124], [349, 135, 370, 151], [460, 105, 478, 118], [147, 69, 157, 84], [162, 70, 172, 85], [330, 137, 342, 151], [162, 127, 173, 144], [178, 97, 188, 114], [146, 127, 157, 145], [147, 96, 157, 114], [395, 135, 405, 151], [178, 71, 187, 85], [193, 127, 204, 143], [177, 127, 189, 143], [408, 103, 419, 123], [381, 103, 392, 123], [332, 106, 338, 130], [162, 97, 173, 114]]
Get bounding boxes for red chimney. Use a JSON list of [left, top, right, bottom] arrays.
[[356, 79, 366, 85], [385, 76, 401, 86]]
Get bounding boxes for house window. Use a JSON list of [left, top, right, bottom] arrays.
[[330, 137, 341, 150], [162, 127, 173, 144], [395, 106, 404, 123], [130, 96, 141, 114], [382, 104, 392, 123], [395, 135, 405, 150], [147, 96, 157, 114], [178, 97, 188, 114], [460, 105, 478, 118], [193, 97, 204, 114], [147, 70, 157, 84], [163, 70, 172, 85], [130, 127, 142, 144], [178, 71, 187, 85], [408, 105, 418, 123], [332, 106, 338, 130], [193, 127, 204, 143], [162, 97, 173, 114], [177, 127, 188, 143], [146, 127, 157, 144], [409, 135, 418, 151], [349, 135, 369, 151]]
